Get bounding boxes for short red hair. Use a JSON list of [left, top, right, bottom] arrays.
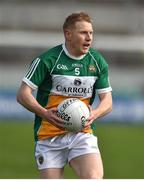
[[63, 12, 92, 30]]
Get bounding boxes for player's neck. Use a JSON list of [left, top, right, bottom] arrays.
[[63, 43, 86, 60]]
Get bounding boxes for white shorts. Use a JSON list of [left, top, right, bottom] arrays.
[[35, 132, 100, 170]]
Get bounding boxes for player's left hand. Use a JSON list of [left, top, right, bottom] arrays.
[[84, 105, 96, 128]]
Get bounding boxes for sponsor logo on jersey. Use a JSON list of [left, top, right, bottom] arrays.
[[51, 75, 97, 98], [74, 78, 82, 86], [89, 65, 96, 72], [56, 84, 93, 97], [57, 64, 68, 70]]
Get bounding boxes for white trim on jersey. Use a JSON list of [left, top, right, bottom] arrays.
[[97, 87, 112, 94], [23, 77, 38, 90], [50, 49, 64, 75], [25, 58, 41, 80]]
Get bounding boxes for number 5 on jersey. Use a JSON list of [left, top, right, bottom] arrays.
[[75, 68, 80, 75]]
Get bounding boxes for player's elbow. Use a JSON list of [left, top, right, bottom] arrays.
[[109, 105, 112, 113], [16, 88, 25, 106], [16, 90, 22, 104], [108, 99, 113, 113], [105, 97, 112, 114]]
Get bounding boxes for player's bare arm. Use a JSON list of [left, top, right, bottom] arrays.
[[86, 91, 112, 127], [16, 82, 64, 129]]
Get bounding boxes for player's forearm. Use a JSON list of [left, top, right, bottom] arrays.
[[93, 92, 112, 119], [94, 100, 112, 119], [17, 89, 47, 118]]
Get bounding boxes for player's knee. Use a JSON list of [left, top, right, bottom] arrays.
[[80, 170, 103, 179]]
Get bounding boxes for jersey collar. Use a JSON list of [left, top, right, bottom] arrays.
[[62, 44, 86, 60]]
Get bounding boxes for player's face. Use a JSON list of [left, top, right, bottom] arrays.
[[67, 21, 93, 57]]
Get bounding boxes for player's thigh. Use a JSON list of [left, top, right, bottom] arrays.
[[70, 153, 104, 179], [39, 168, 64, 179]]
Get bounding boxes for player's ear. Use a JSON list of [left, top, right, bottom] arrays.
[[64, 29, 72, 41]]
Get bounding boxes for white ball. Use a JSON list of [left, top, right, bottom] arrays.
[[57, 98, 90, 132]]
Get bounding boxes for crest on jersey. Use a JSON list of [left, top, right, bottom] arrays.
[[89, 65, 96, 72], [74, 78, 82, 86]]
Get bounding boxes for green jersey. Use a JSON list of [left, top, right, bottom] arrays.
[[23, 44, 112, 141]]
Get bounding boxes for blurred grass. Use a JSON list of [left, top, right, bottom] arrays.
[[95, 123, 144, 179], [0, 121, 144, 179]]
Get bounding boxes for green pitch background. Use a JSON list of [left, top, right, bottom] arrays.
[[0, 121, 144, 179]]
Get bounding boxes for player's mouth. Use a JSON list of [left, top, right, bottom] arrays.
[[83, 43, 90, 50]]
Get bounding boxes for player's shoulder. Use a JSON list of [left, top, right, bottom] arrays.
[[88, 47, 108, 65], [39, 44, 63, 62], [89, 48, 104, 60]]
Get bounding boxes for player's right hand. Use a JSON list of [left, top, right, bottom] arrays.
[[43, 107, 65, 130]]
